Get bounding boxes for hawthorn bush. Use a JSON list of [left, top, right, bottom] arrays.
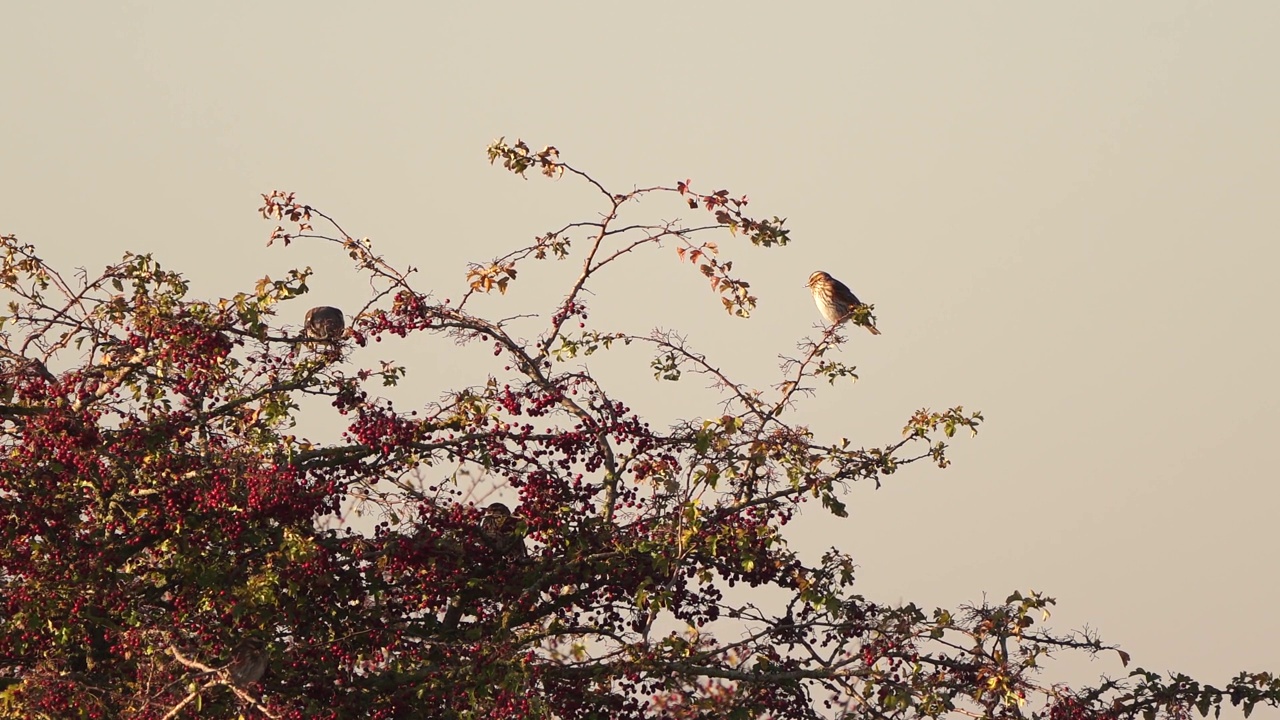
[[0, 140, 1276, 719]]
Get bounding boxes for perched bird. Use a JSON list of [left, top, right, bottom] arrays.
[[806, 271, 881, 335], [303, 306, 345, 342], [442, 502, 527, 630], [225, 638, 267, 686], [478, 502, 526, 560]]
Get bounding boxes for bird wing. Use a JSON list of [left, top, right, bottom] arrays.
[[830, 276, 862, 306]]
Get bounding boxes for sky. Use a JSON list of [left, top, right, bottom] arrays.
[[3, 1, 1278, 709]]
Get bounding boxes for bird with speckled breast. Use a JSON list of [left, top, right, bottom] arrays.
[[806, 271, 880, 335]]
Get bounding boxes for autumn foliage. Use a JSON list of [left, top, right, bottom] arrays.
[[0, 139, 1276, 719]]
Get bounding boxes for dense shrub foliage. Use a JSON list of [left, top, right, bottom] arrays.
[[0, 140, 1275, 718]]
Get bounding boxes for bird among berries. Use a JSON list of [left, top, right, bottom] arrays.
[[303, 306, 345, 342], [479, 502, 527, 561], [225, 638, 267, 687], [806, 271, 881, 335], [441, 502, 528, 630]]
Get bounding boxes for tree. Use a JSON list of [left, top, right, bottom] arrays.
[[0, 139, 1275, 720]]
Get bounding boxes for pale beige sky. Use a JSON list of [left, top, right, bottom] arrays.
[[4, 1, 1278, 705]]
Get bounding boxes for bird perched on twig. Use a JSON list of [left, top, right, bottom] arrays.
[[806, 271, 880, 335], [303, 306, 346, 342]]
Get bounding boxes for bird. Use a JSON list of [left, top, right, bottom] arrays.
[[224, 638, 267, 687], [442, 502, 527, 630], [478, 502, 526, 560], [303, 306, 345, 342], [806, 271, 880, 335]]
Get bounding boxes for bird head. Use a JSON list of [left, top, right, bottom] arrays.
[[481, 502, 514, 532], [483, 502, 511, 518], [806, 271, 832, 289]]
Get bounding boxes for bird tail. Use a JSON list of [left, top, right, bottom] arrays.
[[865, 325, 881, 336], [442, 600, 463, 630]]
